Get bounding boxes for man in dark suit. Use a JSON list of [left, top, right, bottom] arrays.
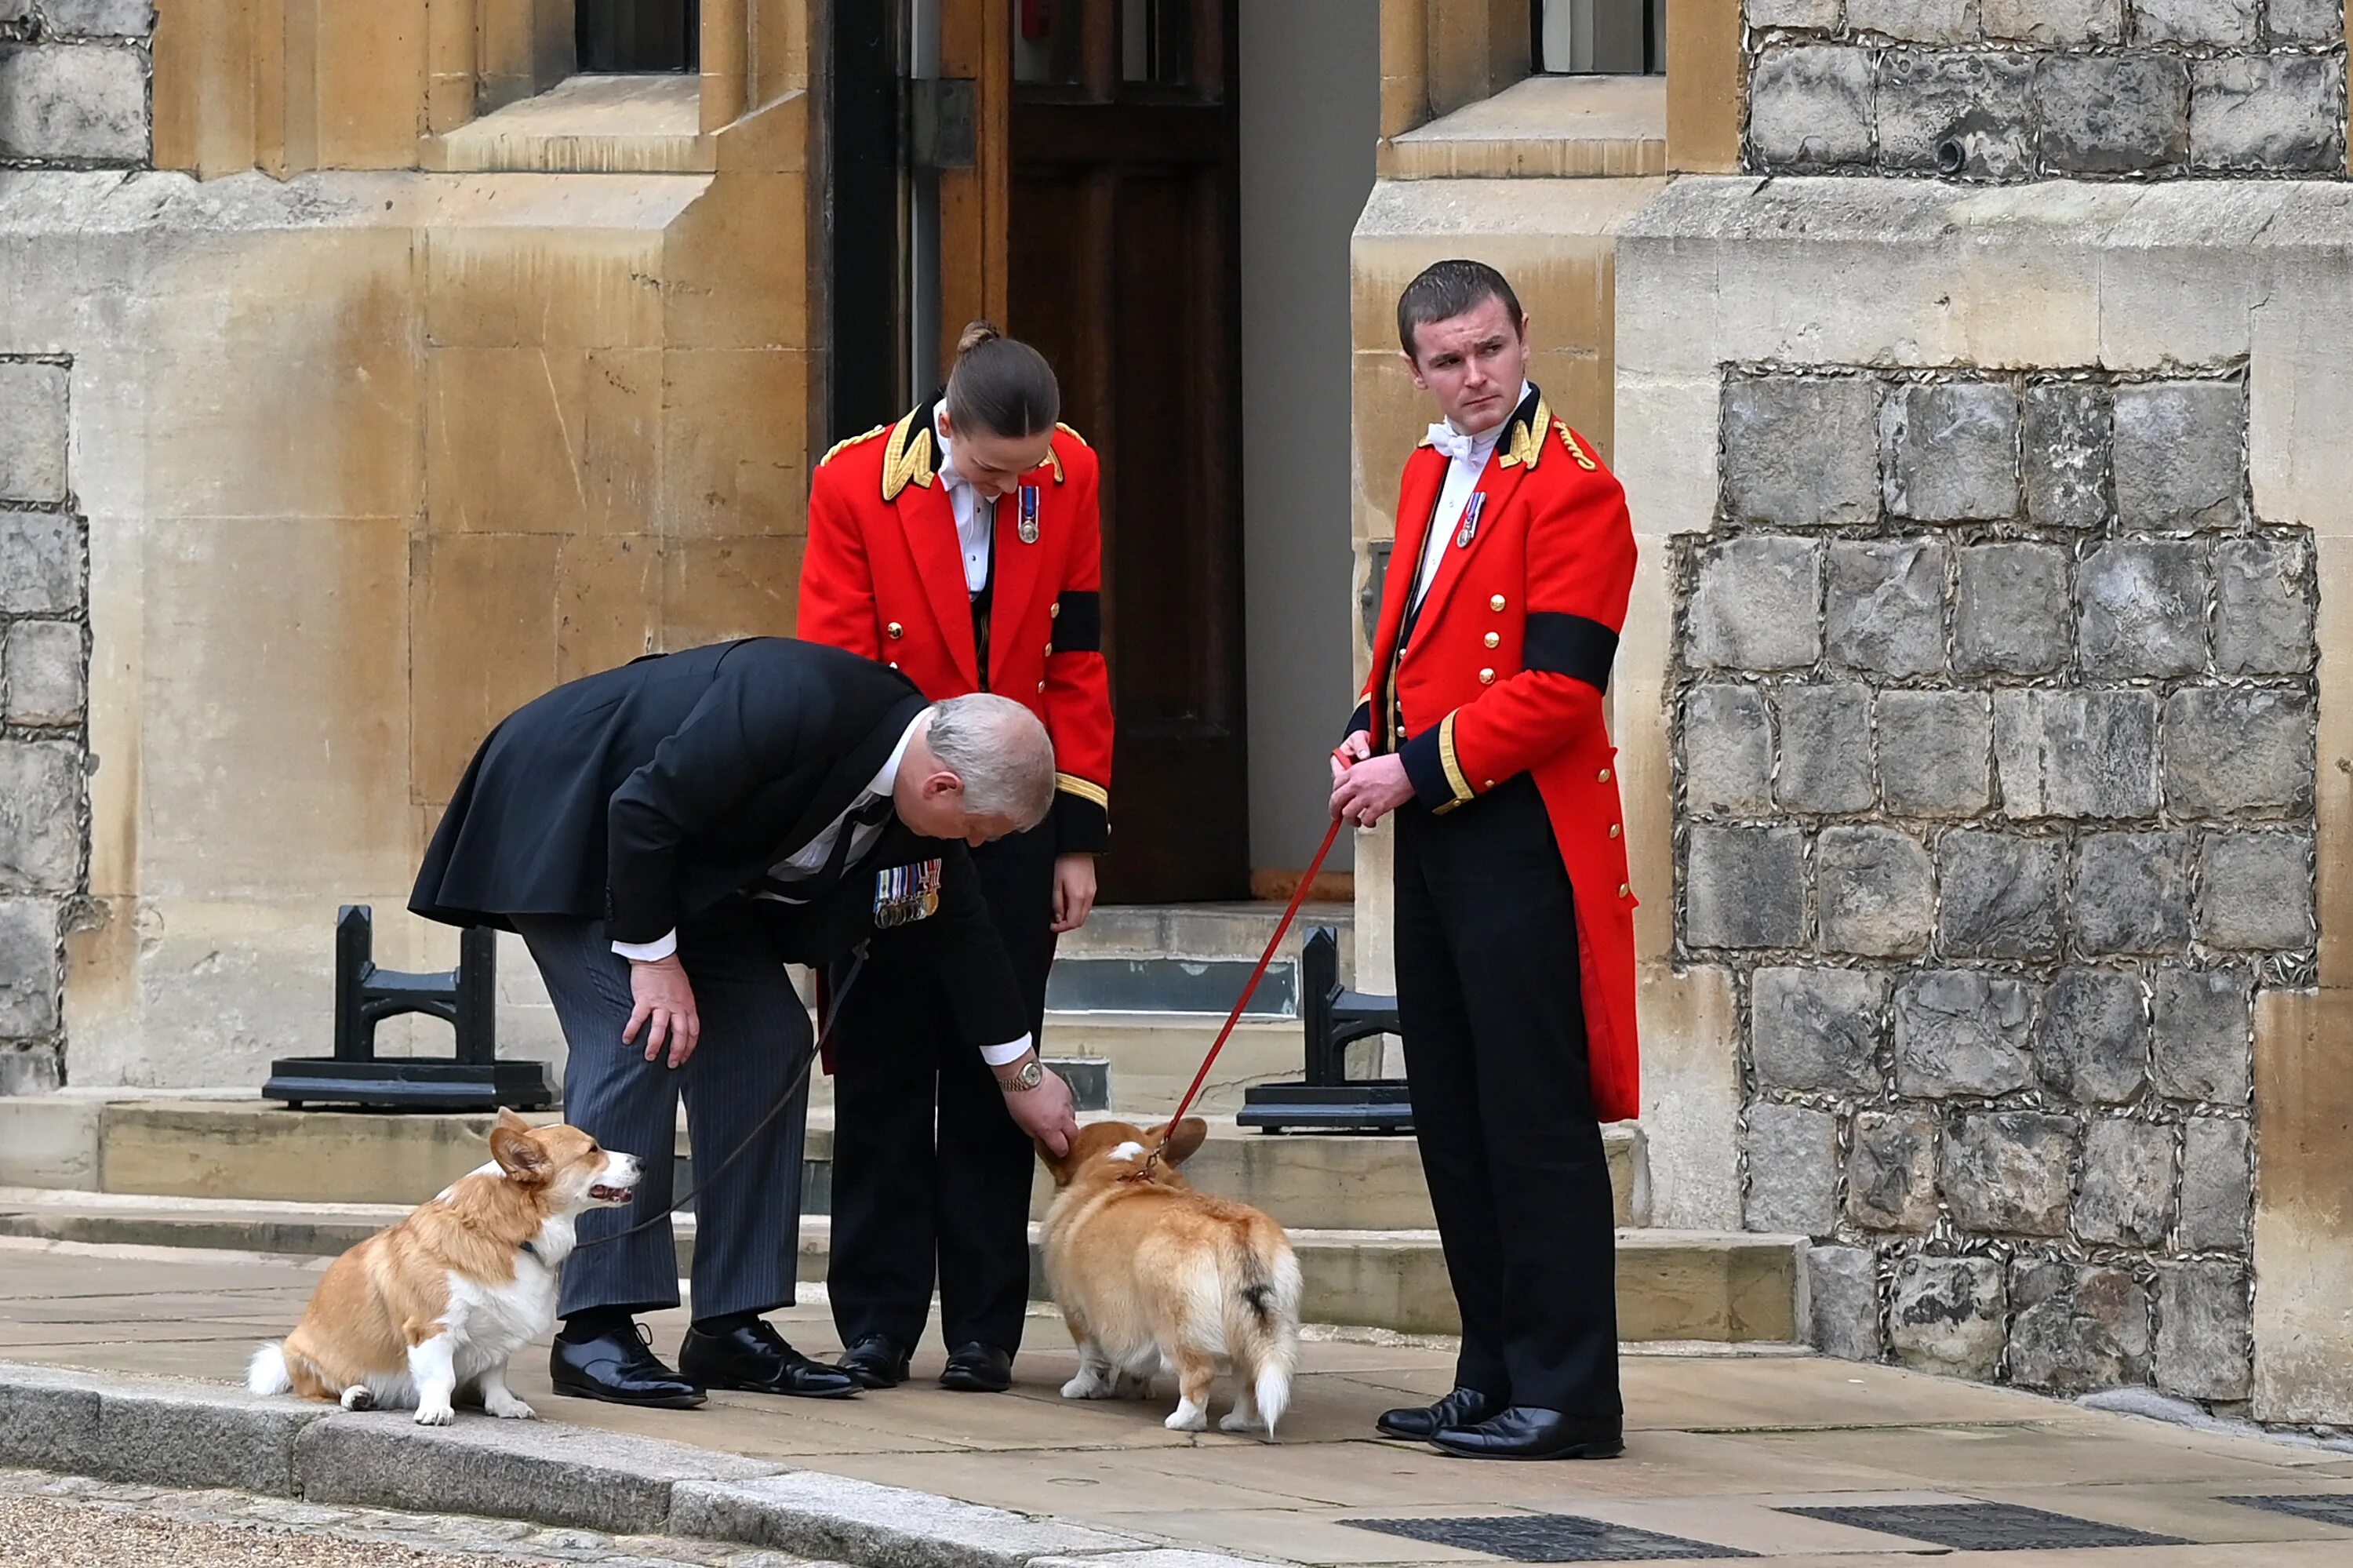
[[410, 638, 1081, 1410]]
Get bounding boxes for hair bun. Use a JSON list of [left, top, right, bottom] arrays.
[[956, 320, 1004, 357]]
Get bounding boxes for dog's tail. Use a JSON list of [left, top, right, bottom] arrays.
[[246, 1342, 293, 1399], [1227, 1228, 1303, 1437]]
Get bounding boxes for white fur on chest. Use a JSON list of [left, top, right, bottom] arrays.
[[441, 1214, 572, 1374]]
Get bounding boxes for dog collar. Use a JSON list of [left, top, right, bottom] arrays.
[[518, 1239, 542, 1261]]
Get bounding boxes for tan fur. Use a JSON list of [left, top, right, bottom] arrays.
[[1036, 1119, 1302, 1436]]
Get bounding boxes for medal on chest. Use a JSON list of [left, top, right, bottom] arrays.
[[874, 859, 944, 929], [1017, 485, 1041, 544], [1455, 490, 1486, 550]]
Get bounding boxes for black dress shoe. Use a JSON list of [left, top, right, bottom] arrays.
[[548, 1323, 707, 1410], [678, 1319, 860, 1399], [1431, 1406, 1624, 1461], [1376, 1386, 1503, 1441], [837, 1333, 914, 1390], [938, 1341, 1013, 1393]]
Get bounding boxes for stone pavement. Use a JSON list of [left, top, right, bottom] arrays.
[[9, 1237, 2353, 1566]]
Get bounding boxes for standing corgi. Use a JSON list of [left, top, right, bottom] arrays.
[[1036, 1118, 1301, 1435], [246, 1109, 642, 1425]]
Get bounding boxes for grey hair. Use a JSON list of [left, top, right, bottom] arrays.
[[926, 693, 1056, 828]]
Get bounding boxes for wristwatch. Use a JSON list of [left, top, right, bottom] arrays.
[[997, 1057, 1044, 1093]]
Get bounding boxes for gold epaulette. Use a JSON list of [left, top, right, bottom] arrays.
[[1054, 421, 1089, 447], [819, 424, 888, 467]]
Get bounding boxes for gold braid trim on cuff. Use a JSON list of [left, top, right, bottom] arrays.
[[1054, 773, 1110, 809], [1435, 711, 1475, 815]]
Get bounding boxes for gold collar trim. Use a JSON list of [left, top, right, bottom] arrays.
[[881, 409, 936, 502], [1495, 394, 1552, 471]]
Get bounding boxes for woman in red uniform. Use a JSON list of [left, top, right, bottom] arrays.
[[797, 323, 1113, 1392]]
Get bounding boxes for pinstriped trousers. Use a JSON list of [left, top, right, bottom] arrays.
[[515, 907, 811, 1322]]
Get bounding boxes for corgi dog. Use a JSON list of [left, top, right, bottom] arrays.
[[1036, 1117, 1301, 1436], [246, 1108, 642, 1425]]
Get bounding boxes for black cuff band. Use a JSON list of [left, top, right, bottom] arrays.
[[1526, 612, 1617, 692], [1053, 591, 1102, 653], [1053, 789, 1111, 853]]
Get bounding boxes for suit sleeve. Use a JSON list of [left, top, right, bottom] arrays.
[[896, 845, 1031, 1057], [796, 467, 883, 660], [1043, 452, 1114, 853], [1398, 464, 1635, 811]]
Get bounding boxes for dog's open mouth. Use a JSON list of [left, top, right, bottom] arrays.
[[591, 1184, 635, 1204]]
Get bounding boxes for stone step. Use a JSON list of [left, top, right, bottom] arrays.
[[2, 1097, 1651, 1228], [1047, 900, 1357, 1018], [0, 1188, 1798, 1343]]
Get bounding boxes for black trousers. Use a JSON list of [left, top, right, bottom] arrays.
[[1393, 775, 1621, 1418], [826, 821, 1056, 1353]]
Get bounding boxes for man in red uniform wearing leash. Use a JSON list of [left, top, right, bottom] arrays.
[[1331, 260, 1638, 1461], [798, 324, 1114, 1394]]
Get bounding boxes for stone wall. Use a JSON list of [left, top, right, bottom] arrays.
[[0, 357, 91, 1093], [1746, 0, 2347, 178], [1679, 362, 2315, 1402], [0, 1, 152, 168]]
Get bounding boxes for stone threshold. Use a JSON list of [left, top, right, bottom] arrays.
[[0, 1360, 1261, 1568], [1381, 75, 1667, 180]]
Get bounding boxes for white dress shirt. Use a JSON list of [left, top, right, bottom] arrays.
[[1411, 382, 1528, 613], [610, 714, 1034, 1067], [933, 406, 993, 596]]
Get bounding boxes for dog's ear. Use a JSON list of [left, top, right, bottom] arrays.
[[493, 1107, 531, 1135], [1160, 1117, 1209, 1167], [489, 1121, 551, 1182], [1033, 1135, 1075, 1187]]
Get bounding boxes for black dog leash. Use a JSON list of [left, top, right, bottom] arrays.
[[574, 955, 864, 1250]]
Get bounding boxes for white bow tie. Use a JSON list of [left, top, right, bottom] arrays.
[[1426, 422, 1489, 466]]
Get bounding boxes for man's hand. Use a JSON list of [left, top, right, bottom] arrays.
[[1050, 853, 1098, 934], [624, 955, 700, 1069], [1000, 1058, 1079, 1156], [1331, 729, 1373, 786], [1331, 752, 1417, 829]]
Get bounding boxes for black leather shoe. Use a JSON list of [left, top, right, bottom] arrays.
[[678, 1319, 860, 1399], [938, 1341, 1013, 1393], [1377, 1387, 1503, 1440], [1431, 1407, 1624, 1461], [548, 1323, 707, 1410], [836, 1333, 913, 1390]]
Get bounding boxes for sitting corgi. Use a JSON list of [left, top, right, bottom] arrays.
[[1036, 1117, 1301, 1436], [247, 1108, 642, 1425]]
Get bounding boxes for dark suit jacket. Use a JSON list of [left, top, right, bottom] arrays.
[[410, 638, 1024, 1048]]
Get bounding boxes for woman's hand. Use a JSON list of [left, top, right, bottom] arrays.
[[624, 955, 700, 1069], [1051, 853, 1099, 934]]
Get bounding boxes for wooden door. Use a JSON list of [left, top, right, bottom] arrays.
[[942, 0, 1246, 903]]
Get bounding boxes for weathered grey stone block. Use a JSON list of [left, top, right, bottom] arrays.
[[0, 45, 147, 162], [2155, 1261, 2252, 1402], [2152, 967, 2249, 1104], [1880, 692, 1991, 817], [1994, 689, 2159, 820], [1686, 824, 1806, 949], [1748, 0, 1843, 24], [2077, 540, 2207, 679], [2133, 0, 2257, 45], [2009, 1261, 2151, 1394], [1878, 52, 2034, 177], [1688, 536, 1822, 671], [670, 1472, 1144, 1568], [1895, 970, 2034, 1096], [0, 740, 83, 893], [2191, 55, 2344, 173], [1981, 0, 2120, 43], [0, 1044, 61, 1093], [1, 513, 81, 614], [46, 0, 158, 35], [2074, 830, 2191, 956], [1777, 683, 1875, 814], [2113, 381, 2246, 529], [2198, 831, 2314, 951], [1937, 830, 2063, 959], [2269, 0, 2345, 43], [1884, 382, 2019, 522], [0, 896, 59, 1036], [1745, 1102, 1841, 1236], [1847, 0, 1977, 39], [2213, 536, 2315, 676], [1682, 684, 1774, 815], [1827, 539, 1946, 678], [1847, 1108, 1939, 1231], [1889, 1255, 2006, 1378], [1955, 544, 2070, 676], [1944, 1111, 2078, 1235], [2179, 1118, 2251, 1251], [5, 620, 85, 726], [91, 1385, 328, 1493], [2163, 687, 2315, 817], [2022, 381, 2110, 528], [0, 1369, 103, 1472], [1722, 375, 1882, 528], [1817, 825, 1933, 957], [1807, 1245, 1885, 1362], [0, 366, 69, 505], [2035, 53, 2190, 173], [2035, 968, 2147, 1104], [2074, 1119, 2175, 1247], [1752, 966, 1883, 1093], [1751, 45, 1875, 169]]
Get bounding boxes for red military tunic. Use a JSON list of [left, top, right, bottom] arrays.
[[1351, 387, 1640, 1123], [798, 398, 1114, 850]]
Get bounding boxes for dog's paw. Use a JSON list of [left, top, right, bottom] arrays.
[[338, 1387, 376, 1413], [1060, 1374, 1113, 1400], [484, 1393, 536, 1421], [1163, 1402, 1209, 1432], [1219, 1410, 1262, 1435], [413, 1402, 456, 1427]]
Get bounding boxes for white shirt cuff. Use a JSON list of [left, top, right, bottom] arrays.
[[611, 930, 678, 963], [979, 1033, 1035, 1068]]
